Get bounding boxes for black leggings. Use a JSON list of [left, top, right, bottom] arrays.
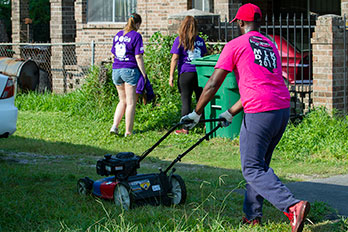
[[178, 72, 203, 116]]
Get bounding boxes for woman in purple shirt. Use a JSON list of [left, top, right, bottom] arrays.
[[169, 16, 207, 134], [110, 13, 147, 137]]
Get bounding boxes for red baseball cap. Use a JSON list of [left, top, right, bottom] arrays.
[[230, 3, 262, 23]]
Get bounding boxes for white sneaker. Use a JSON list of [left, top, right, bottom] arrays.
[[110, 125, 118, 135]]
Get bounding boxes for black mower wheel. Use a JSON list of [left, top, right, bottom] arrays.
[[77, 178, 91, 195], [114, 182, 133, 210], [170, 175, 187, 205]]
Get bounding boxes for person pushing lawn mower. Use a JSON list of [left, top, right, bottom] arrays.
[[181, 3, 310, 232]]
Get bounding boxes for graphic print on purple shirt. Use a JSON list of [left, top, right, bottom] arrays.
[[111, 30, 144, 69], [249, 36, 277, 73], [170, 36, 207, 75]]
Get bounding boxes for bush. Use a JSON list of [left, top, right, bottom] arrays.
[[277, 108, 348, 161], [16, 32, 184, 131], [144, 31, 179, 103]]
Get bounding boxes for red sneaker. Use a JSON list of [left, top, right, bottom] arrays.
[[242, 216, 261, 226], [285, 201, 310, 232], [175, 129, 188, 135]]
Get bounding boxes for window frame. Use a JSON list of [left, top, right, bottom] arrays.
[[192, 0, 214, 13], [87, 0, 137, 23]]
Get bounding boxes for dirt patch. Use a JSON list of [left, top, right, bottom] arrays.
[[0, 150, 68, 164]]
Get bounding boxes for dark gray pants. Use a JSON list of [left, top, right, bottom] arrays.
[[239, 108, 299, 220], [178, 72, 202, 116]]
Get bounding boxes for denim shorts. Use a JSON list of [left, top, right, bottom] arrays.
[[112, 68, 140, 86]]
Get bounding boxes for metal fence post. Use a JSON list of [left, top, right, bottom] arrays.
[[344, 15, 347, 114], [91, 40, 95, 67]]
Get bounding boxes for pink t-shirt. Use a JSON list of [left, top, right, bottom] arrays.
[[215, 31, 290, 113]]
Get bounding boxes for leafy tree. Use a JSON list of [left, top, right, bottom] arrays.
[[29, 0, 50, 42], [0, 0, 11, 41]]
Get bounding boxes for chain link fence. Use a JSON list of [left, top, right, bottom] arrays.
[[0, 40, 313, 117], [0, 42, 101, 92], [0, 39, 328, 118]]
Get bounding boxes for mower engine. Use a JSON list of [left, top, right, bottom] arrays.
[[96, 152, 140, 180]]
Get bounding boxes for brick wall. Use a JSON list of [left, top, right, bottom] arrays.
[[11, 0, 29, 58], [311, 15, 348, 114], [74, 0, 189, 81], [214, 0, 230, 20], [342, 0, 348, 17], [74, 0, 123, 79], [138, 0, 188, 39], [50, 0, 77, 93]]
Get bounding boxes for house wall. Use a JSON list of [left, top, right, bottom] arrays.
[[74, 0, 190, 81], [215, 0, 231, 20], [138, 0, 189, 39], [342, 0, 348, 16], [73, 0, 235, 70], [9, 0, 348, 106]]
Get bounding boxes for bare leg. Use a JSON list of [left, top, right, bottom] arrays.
[[124, 83, 137, 135], [112, 84, 126, 129]]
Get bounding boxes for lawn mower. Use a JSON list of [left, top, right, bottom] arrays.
[[77, 119, 224, 210]]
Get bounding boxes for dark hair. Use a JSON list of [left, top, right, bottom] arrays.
[[178, 16, 198, 51], [124, 13, 142, 34]]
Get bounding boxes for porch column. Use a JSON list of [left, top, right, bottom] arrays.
[[311, 15, 348, 114], [11, 0, 29, 58], [50, 0, 76, 93], [50, 0, 65, 93]]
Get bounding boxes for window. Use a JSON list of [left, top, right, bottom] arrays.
[[87, 0, 137, 23], [192, 0, 213, 13]]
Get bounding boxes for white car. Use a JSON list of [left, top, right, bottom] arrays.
[[0, 73, 18, 138]]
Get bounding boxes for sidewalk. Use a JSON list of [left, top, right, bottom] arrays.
[[286, 174, 348, 217]]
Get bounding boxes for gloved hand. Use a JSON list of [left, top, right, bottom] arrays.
[[180, 111, 201, 129], [219, 110, 233, 127]]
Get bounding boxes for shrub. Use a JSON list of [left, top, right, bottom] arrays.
[[16, 32, 185, 131], [277, 108, 348, 161], [144, 31, 179, 103]]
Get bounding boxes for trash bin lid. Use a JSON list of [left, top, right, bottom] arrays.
[[191, 54, 220, 66]]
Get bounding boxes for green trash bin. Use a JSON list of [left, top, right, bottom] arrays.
[[191, 54, 244, 139]]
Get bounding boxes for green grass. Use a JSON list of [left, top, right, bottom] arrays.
[[278, 108, 348, 162], [1, 110, 348, 231], [1, 60, 348, 231]]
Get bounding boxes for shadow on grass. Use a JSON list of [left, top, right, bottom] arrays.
[[1, 135, 346, 231], [0, 135, 126, 156]]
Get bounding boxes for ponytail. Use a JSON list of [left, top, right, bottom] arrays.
[[124, 13, 142, 34]]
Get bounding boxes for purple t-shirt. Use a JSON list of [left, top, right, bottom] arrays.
[[170, 36, 207, 74], [111, 30, 144, 69]]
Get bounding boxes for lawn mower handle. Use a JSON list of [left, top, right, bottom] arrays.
[[138, 118, 226, 163], [163, 120, 223, 174]]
